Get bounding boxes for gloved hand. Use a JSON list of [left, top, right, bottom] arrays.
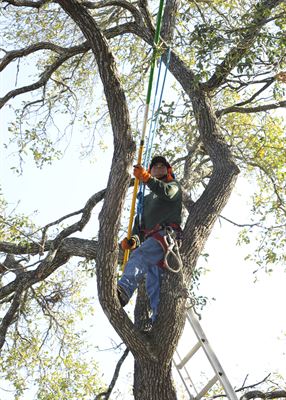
[[121, 236, 137, 250], [133, 164, 151, 183]]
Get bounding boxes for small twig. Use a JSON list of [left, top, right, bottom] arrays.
[[95, 347, 129, 399], [236, 373, 272, 393], [218, 214, 261, 228]]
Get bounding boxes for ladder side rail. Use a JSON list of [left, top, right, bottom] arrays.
[[187, 309, 239, 400], [174, 351, 196, 400]]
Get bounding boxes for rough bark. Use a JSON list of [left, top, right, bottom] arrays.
[[134, 360, 177, 400]]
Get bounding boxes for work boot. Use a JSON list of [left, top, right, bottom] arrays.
[[117, 285, 129, 307]]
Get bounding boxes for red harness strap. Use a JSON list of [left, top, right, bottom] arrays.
[[143, 223, 181, 239], [143, 224, 182, 269], [152, 232, 169, 269]]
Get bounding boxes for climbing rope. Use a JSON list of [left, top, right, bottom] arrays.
[[123, 0, 166, 268], [161, 226, 183, 273], [143, 48, 171, 169], [137, 48, 171, 227]]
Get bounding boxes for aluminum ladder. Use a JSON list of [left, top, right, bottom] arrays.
[[174, 308, 238, 400]]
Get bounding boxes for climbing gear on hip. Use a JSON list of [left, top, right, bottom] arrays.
[[145, 225, 183, 273]]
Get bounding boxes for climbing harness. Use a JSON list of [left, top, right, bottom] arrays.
[[144, 224, 183, 273], [123, 0, 166, 268]]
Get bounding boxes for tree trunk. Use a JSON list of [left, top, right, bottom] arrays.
[[134, 360, 177, 400]]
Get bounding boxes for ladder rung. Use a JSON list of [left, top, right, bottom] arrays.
[[195, 375, 218, 400], [176, 341, 201, 369]]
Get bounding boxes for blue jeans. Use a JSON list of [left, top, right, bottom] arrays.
[[118, 231, 165, 321]]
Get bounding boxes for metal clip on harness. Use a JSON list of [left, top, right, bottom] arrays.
[[163, 226, 183, 273]]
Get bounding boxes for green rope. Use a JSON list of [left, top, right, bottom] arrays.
[[123, 0, 166, 267], [146, 0, 166, 105]]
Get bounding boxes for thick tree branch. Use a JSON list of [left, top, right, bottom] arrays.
[[2, 0, 49, 7], [0, 187, 106, 306], [241, 390, 286, 400], [82, 0, 141, 20], [54, 0, 158, 363], [205, 0, 285, 90], [101, 0, 196, 95], [181, 86, 240, 277], [0, 51, 82, 109], [161, 0, 181, 43], [137, 0, 156, 38], [0, 23, 146, 107], [0, 41, 90, 72], [0, 286, 25, 350], [0, 238, 97, 301], [56, 0, 133, 146], [217, 100, 286, 116], [0, 237, 97, 259]]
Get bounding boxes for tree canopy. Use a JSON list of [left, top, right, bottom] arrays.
[[1, 0, 286, 399]]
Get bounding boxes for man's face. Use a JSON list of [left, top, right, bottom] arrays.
[[150, 162, 168, 179]]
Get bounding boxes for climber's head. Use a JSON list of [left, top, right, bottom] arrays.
[[149, 156, 174, 181]]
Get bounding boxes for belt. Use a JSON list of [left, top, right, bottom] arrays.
[[143, 223, 181, 239]]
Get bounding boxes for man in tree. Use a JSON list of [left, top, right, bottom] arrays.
[[118, 156, 183, 325]]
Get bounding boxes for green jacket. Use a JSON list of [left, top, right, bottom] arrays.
[[132, 177, 182, 240]]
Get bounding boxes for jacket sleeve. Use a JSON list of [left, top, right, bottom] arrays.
[[146, 178, 181, 201]]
